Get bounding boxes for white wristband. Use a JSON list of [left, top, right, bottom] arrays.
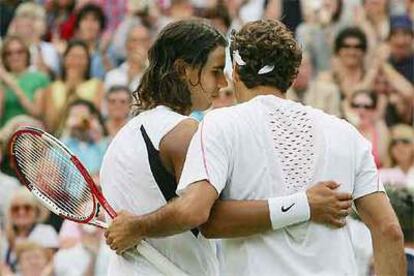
[[268, 192, 311, 230]]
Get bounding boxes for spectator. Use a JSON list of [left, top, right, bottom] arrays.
[[296, 0, 346, 73], [386, 187, 414, 274], [368, 50, 414, 124], [60, 99, 108, 178], [202, 1, 232, 35], [94, 0, 127, 35], [0, 35, 49, 127], [110, 0, 160, 63], [104, 86, 131, 138], [157, 0, 195, 32], [0, 187, 58, 273], [0, 0, 23, 38], [55, 222, 110, 276], [41, 40, 104, 135], [287, 53, 341, 117], [104, 24, 150, 91], [45, 0, 77, 42], [15, 241, 54, 276], [348, 89, 390, 168], [0, 138, 20, 230], [319, 27, 370, 103], [380, 124, 414, 187], [409, 0, 414, 21], [0, 115, 44, 178], [388, 15, 414, 84], [75, 3, 114, 79], [8, 2, 60, 77], [356, 0, 390, 55]]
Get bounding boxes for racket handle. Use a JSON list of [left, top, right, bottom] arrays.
[[135, 240, 189, 276]]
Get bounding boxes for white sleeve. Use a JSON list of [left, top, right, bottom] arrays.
[[177, 114, 231, 195], [353, 133, 385, 200]]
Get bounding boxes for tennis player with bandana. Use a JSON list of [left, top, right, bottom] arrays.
[[103, 19, 375, 275]]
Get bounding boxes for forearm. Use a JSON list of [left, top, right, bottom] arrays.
[[139, 197, 206, 238], [12, 85, 41, 117], [139, 182, 217, 238], [200, 200, 271, 238], [370, 227, 406, 275], [0, 89, 4, 117], [356, 193, 406, 276], [383, 63, 414, 99]]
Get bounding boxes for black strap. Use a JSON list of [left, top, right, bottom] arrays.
[[140, 125, 199, 237]]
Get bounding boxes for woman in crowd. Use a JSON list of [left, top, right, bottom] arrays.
[[356, 0, 390, 55], [0, 35, 49, 127], [7, 2, 60, 77], [45, 0, 77, 43], [380, 124, 414, 187], [41, 40, 104, 135], [349, 89, 390, 168], [296, 0, 347, 73], [0, 187, 58, 273], [319, 27, 371, 105], [104, 86, 132, 138], [60, 99, 108, 180]]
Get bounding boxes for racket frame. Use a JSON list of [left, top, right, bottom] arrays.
[[9, 127, 105, 225], [9, 126, 189, 275]]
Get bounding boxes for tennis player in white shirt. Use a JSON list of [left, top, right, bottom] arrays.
[[104, 19, 381, 275]]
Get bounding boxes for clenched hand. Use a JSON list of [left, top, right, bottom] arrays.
[[306, 181, 353, 228], [104, 210, 145, 255]]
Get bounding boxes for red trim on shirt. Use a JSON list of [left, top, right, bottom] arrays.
[[200, 120, 210, 180]]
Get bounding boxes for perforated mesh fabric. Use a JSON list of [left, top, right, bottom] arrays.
[[268, 103, 318, 193]]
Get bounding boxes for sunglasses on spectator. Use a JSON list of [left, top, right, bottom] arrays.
[[392, 138, 412, 145], [340, 43, 364, 50], [5, 48, 26, 57], [108, 98, 129, 104], [11, 204, 34, 214], [351, 103, 375, 109]]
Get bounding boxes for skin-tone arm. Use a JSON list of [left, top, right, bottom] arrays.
[[382, 62, 414, 100], [0, 87, 4, 118], [105, 119, 353, 253], [201, 181, 352, 238], [355, 192, 406, 276], [0, 68, 43, 118]]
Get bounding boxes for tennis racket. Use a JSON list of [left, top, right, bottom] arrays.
[[9, 126, 188, 276]]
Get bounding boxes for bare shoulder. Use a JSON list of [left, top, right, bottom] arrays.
[[160, 118, 199, 179], [160, 118, 199, 155]]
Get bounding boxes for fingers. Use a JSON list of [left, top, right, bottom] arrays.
[[335, 192, 353, 201], [329, 218, 346, 228], [322, 181, 340, 189], [337, 200, 353, 210], [336, 207, 353, 218]]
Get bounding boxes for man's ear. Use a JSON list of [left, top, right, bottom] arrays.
[[174, 59, 189, 79]]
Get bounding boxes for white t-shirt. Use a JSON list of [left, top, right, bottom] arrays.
[[53, 240, 111, 276], [0, 173, 20, 227], [100, 106, 219, 276], [104, 62, 141, 92], [1, 224, 59, 272], [178, 95, 384, 276]]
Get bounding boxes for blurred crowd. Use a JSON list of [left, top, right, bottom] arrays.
[[0, 0, 413, 275]]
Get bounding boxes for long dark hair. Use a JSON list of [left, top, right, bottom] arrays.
[[61, 39, 91, 81], [133, 19, 227, 115]]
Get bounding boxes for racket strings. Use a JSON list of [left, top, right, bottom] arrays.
[[13, 134, 94, 220]]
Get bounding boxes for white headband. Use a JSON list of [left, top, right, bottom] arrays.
[[233, 50, 275, 75]]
